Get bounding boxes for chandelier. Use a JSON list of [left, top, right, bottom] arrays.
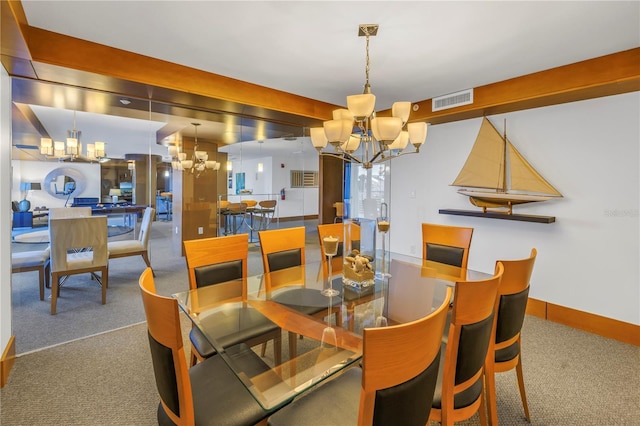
[[310, 24, 428, 169], [40, 111, 107, 161], [170, 123, 220, 177]]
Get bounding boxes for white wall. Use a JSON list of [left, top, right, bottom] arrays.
[[271, 151, 319, 219], [10, 161, 101, 208], [390, 92, 640, 325], [228, 150, 319, 219], [1, 66, 12, 354]]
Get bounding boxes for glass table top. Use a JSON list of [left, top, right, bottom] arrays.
[[174, 255, 492, 410]]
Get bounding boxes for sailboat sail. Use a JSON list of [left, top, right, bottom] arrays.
[[452, 118, 506, 190], [508, 142, 562, 195], [452, 117, 562, 214]]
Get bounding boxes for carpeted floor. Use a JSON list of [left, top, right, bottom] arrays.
[[3, 220, 639, 425], [2, 314, 638, 425]]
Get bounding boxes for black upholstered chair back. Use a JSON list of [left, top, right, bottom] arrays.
[[485, 249, 536, 425], [194, 259, 243, 288], [139, 267, 195, 424], [421, 223, 474, 270], [425, 242, 465, 267], [456, 313, 495, 386], [496, 286, 530, 346], [266, 248, 302, 272], [429, 263, 502, 425], [373, 351, 441, 426], [147, 331, 181, 419]]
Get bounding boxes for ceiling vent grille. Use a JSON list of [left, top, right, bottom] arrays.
[[432, 89, 474, 112]]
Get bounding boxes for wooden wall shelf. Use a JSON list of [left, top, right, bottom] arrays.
[[439, 209, 556, 224]]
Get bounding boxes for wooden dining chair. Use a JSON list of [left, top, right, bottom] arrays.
[[256, 199, 277, 230], [485, 248, 537, 425], [108, 207, 155, 273], [49, 216, 109, 315], [422, 223, 474, 269], [183, 234, 282, 366], [429, 263, 504, 426], [222, 202, 247, 235], [258, 226, 341, 359], [268, 286, 453, 426], [138, 267, 280, 426], [11, 247, 51, 300]]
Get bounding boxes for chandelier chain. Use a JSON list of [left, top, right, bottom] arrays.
[[365, 32, 370, 91]]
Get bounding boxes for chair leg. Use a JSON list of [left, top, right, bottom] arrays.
[[51, 273, 59, 315], [273, 332, 282, 366], [288, 331, 297, 361], [515, 357, 531, 420], [484, 362, 498, 426], [478, 389, 489, 426], [38, 266, 45, 301], [101, 267, 108, 305], [142, 253, 155, 276], [260, 342, 267, 357], [45, 261, 51, 289], [190, 343, 203, 367]]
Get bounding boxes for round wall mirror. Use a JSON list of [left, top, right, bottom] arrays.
[[43, 167, 86, 199]]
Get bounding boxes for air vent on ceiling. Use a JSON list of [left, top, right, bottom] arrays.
[[432, 89, 474, 112]]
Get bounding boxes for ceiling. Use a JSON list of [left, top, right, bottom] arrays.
[[9, 1, 640, 162]]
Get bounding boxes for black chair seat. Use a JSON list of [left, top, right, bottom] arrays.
[[268, 367, 361, 426], [158, 344, 279, 426], [197, 307, 280, 349], [189, 328, 216, 359]]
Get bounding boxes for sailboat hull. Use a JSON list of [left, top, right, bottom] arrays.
[[458, 189, 557, 214]]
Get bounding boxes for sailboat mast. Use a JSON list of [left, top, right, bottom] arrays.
[[502, 119, 507, 193]]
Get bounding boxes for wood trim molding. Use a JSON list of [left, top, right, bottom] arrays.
[[526, 298, 639, 346], [525, 298, 547, 319], [1, 336, 16, 388]]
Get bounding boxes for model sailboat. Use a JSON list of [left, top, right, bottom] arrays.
[[452, 117, 562, 215]]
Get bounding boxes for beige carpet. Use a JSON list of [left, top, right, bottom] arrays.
[[2, 314, 638, 425]]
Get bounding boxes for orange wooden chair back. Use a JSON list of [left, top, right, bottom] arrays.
[[430, 262, 503, 426], [421, 223, 473, 269], [358, 287, 452, 425], [485, 248, 537, 424], [138, 267, 194, 426], [258, 227, 306, 293], [183, 234, 248, 297]]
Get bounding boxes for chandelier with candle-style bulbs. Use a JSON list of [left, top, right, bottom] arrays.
[[40, 111, 107, 162], [169, 123, 220, 177], [310, 24, 428, 169]]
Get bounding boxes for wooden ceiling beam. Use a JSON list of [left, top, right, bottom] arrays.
[[405, 48, 640, 125]]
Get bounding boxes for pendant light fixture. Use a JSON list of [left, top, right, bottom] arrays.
[[310, 24, 428, 169]]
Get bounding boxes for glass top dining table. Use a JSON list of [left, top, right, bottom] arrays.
[[173, 254, 493, 410]]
